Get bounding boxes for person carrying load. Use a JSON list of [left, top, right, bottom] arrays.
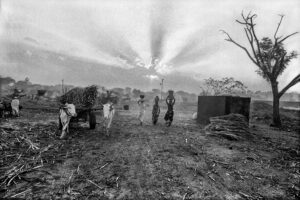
[[164, 90, 175, 127], [152, 96, 160, 125]]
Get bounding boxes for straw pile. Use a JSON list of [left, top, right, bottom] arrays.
[[205, 113, 250, 140], [0, 121, 81, 198], [60, 85, 98, 107]]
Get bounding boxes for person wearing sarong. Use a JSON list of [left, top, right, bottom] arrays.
[[11, 96, 20, 117], [164, 90, 175, 127], [138, 95, 146, 125], [152, 96, 160, 125]]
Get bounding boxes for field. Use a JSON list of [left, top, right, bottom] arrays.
[[0, 101, 299, 199]]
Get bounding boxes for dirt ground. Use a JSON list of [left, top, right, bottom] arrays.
[[0, 101, 299, 199]]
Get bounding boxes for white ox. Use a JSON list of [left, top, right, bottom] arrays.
[[59, 103, 77, 139], [102, 102, 115, 136]]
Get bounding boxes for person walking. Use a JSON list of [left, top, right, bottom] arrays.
[[137, 94, 146, 125], [152, 96, 160, 125], [11, 96, 20, 117], [164, 90, 175, 127]]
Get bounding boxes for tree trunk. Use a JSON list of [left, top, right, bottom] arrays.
[[271, 81, 281, 127]]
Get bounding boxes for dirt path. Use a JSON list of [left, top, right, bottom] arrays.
[[1, 107, 299, 199]]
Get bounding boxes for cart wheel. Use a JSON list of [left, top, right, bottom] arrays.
[[89, 111, 96, 129], [58, 117, 62, 130]]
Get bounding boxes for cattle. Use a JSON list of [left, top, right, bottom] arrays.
[[59, 103, 77, 139], [11, 97, 20, 117], [0, 99, 22, 118], [102, 102, 115, 136]]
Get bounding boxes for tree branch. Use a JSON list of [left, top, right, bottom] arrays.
[[236, 20, 252, 26], [278, 32, 299, 44], [274, 14, 284, 41], [273, 52, 287, 78], [245, 27, 260, 64], [244, 28, 252, 43], [249, 17, 263, 63], [220, 30, 258, 66], [242, 12, 257, 21], [246, 14, 272, 76], [279, 74, 300, 97], [245, 11, 253, 20], [237, 12, 257, 27], [246, 27, 253, 42]]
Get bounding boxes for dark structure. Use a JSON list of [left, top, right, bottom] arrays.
[[123, 105, 129, 110], [37, 90, 47, 96], [197, 96, 251, 124]]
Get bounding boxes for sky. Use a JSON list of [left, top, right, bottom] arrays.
[[0, 0, 300, 93]]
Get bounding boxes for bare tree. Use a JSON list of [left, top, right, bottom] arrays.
[[222, 12, 299, 127]]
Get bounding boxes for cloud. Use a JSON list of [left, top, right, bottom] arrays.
[[24, 37, 39, 45], [144, 75, 159, 80], [149, 0, 174, 60], [0, 0, 299, 92], [25, 50, 32, 57]]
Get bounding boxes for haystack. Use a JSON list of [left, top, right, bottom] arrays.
[[59, 85, 98, 107], [205, 113, 250, 140]]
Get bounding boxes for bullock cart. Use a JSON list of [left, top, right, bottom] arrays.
[[58, 85, 102, 130]]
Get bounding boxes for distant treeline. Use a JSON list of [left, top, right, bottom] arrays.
[[1, 76, 299, 102]]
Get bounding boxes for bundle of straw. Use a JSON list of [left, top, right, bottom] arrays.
[[60, 85, 98, 107]]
